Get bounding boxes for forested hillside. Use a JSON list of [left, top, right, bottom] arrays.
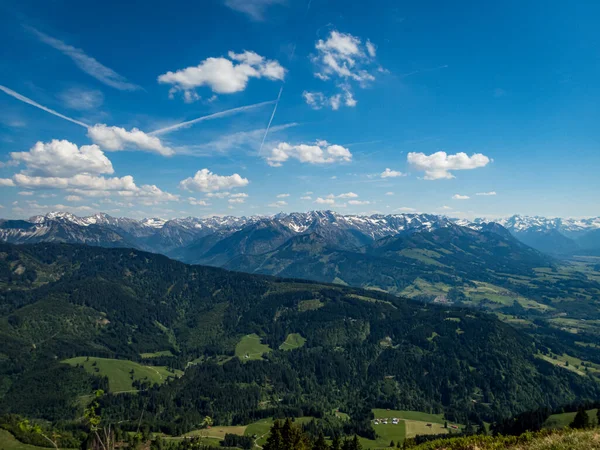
[[1, 243, 599, 435]]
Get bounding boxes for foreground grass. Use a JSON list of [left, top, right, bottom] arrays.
[[406, 428, 600, 449], [62, 356, 181, 392]]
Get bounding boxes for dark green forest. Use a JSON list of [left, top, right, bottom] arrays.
[[1, 243, 600, 439]]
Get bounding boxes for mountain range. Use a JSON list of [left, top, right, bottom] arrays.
[[3, 211, 600, 257]]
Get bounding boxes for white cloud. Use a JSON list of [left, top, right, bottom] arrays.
[[336, 192, 358, 198], [268, 200, 287, 208], [158, 50, 285, 100], [205, 191, 231, 199], [407, 151, 491, 180], [381, 168, 405, 178], [315, 197, 335, 205], [302, 91, 327, 110], [302, 90, 356, 111], [65, 195, 82, 202], [58, 88, 104, 110], [366, 40, 377, 58], [276, 193, 290, 198], [230, 193, 248, 198], [3, 140, 178, 204], [395, 207, 416, 212], [300, 196, 312, 200], [179, 168, 249, 192], [10, 139, 114, 177], [224, 0, 286, 21], [26, 27, 141, 91], [440, 205, 452, 210], [310, 30, 380, 107], [88, 124, 173, 156], [476, 191, 497, 196], [188, 197, 211, 206], [330, 94, 341, 110], [348, 200, 370, 205], [228, 197, 245, 204], [266, 140, 352, 166], [385, 191, 394, 196], [0, 179, 16, 187], [304, 191, 313, 195], [18, 191, 34, 196], [452, 194, 470, 200]]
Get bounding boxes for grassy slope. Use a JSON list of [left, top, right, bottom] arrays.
[[358, 410, 462, 449], [279, 333, 306, 350], [235, 334, 272, 361], [0, 430, 73, 450], [62, 357, 181, 393], [544, 409, 599, 429]]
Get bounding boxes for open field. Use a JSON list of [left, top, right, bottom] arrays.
[[372, 409, 446, 423], [358, 410, 461, 449], [235, 334, 272, 361], [279, 333, 306, 351], [140, 350, 174, 358], [181, 425, 248, 439], [62, 356, 181, 392], [536, 352, 600, 379], [544, 409, 599, 429]]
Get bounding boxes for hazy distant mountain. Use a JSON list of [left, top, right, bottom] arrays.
[[465, 215, 600, 255]]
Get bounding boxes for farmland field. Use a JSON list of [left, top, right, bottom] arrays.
[[62, 356, 181, 392], [235, 334, 272, 361]]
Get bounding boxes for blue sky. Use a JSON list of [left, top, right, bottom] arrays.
[[0, 0, 598, 219]]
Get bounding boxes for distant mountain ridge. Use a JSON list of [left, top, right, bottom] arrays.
[[462, 215, 600, 255], [2, 210, 599, 257]]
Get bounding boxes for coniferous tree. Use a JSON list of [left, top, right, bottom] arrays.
[[330, 434, 341, 450], [313, 432, 328, 450], [570, 407, 590, 429]]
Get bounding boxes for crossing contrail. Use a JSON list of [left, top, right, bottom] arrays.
[[0, 85, 89, 128], [149, 100, 276, 136], [1, 84, 274, 138], [258, 0, 312, 156]]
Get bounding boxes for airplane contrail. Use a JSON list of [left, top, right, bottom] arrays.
[[0, 85, 89, 128], [257, 86, 283, 155], [1, 85, 274, 139], [149, 100, 276, 136], [257, 0, 312, 156]]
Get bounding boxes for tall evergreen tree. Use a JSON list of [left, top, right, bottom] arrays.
[[313, 432, 328, 450], [570, 407, 590, 429]]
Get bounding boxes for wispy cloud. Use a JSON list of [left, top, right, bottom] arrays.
[[0, 85, 89, 128], [25, 26, 141, 91], [178, 123, 297, 156], [224, 0, 287, 21], [150, 101, 275, 136]]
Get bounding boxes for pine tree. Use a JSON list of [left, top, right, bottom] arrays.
[[389, 441, 394, 448], [313, 432, 328, 450], [570, 407, 590, 429], [330, 434, 341, 450], [264, 421, 284, 450]]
